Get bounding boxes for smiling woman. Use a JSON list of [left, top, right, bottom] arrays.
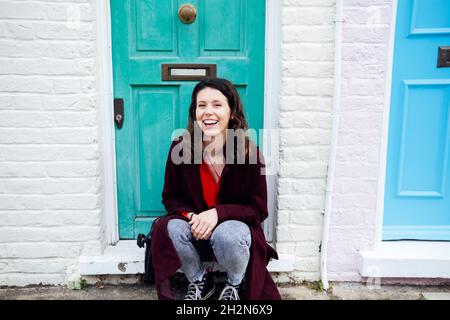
[[150, 78, 281, 301]]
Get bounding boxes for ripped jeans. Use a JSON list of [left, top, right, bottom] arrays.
[[167, 219, 251, 286]]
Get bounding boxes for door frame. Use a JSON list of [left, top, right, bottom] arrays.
[[98, 0, 282, 244]]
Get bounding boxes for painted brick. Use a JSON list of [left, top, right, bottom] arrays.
[[285, 146, 330, 162], [1, 210, 101, 227], [0, 77, 53, 93], [283, 0, 334, 6], [342, 26, 390, 44], [277, 225, 323, 242], [344, 0, 391, 7], [51, 42, 96, 59], [0, 243, 81, 259], [45, 4, 94, 22], [330, 207, 377, 226], [342, 44, 388, 63], [277, 210, 290, 225], [335, 145, 380, 163], [275, 242, 296, 255], [0, 2, 47, 20], [277, 0, 335, 283], [334, 162, 379, 180], [4, 22, 34, 40], [291, 179, 326, 195], [341, 79, 386, 96], [80, 240, 104, 256], [280, 79, 297, 97], [294, 257, 320, 272], [1, 259, 75, 274], [284, 61, 334, 78], [0, 40, 52, 58], [344, 6, 391, 25], [340, 95, 385, 113], [342, 60, 386, 79], [295, 242, 321, 257], [0, 226, 101, 243], [297, 8, 335, 26], [0, 177, 100, 194], [283, 26, 335, 43], [282, 8, 298, 26], [290, 210, 323, 226], [283, 43, 335, 61], [337, 128, 382, 146], [0, 145, 99, 161], [46, 162, 100, 178], [41, 95, 97, 111], [278, 194, 325, 211], [0, 128, 98, 144], [327, 226, 375, 273], [332, 177, 378, 195], [280, 161, 328, 179], [293, 112, 332, 129], [295, 78, 334, 96], [0, 194, 100, 210], [280, 128, 331, 146], [34, 22, 95, 40]]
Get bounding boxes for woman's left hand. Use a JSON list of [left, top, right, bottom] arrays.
[[189, 208, 218, 240]]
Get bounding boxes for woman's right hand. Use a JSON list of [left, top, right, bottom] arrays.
[[189, 208, 218, 240]]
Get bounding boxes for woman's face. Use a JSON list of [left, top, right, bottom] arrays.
[[195, 87, 231, 140]]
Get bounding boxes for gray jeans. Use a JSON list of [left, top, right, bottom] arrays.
[[167, 219, 251, 286]]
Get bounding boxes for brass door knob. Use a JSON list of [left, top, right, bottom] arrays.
[[178, 4, 196, 24]]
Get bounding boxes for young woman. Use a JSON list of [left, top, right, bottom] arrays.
[[150, 78, 281, 300]]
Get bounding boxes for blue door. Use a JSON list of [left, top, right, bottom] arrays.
[[383, 0, 450, 240]]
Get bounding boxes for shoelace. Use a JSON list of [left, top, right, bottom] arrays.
[[184, 281, 203, 300], [219, 284, 240, 300]]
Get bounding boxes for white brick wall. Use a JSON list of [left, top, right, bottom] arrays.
[[0, 0, 338, 286], [277, 0, 335, 282], [0, 0, 104, 286], [327, 0, 393, 281]]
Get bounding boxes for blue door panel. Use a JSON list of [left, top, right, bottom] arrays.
[[383, 0, 450, 240]]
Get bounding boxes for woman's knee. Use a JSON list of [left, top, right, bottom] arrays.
[[211, 220, 251, 248], [167, 218, 192, 242]]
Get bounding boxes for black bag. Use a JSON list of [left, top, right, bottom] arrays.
[[136, 217, 160, 285]]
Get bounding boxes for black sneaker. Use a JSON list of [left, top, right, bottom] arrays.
[[218, 281, 242, 300], [184, 272, 216, 300]]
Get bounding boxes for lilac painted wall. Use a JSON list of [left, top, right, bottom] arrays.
[[327, 0, 394, 281]]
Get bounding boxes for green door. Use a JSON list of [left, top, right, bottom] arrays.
[[111, 0, 267, 239]]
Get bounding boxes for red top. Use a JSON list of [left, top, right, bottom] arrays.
[[199, 162, 221, 208], [181, 162, 220, 219]]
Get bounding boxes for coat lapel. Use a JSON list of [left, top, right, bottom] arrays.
[[182, 163, 207, 210]]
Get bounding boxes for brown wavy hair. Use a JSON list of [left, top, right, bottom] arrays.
[[180, 78, 255, 163]]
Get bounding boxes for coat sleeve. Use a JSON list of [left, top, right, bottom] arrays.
[[161, 141, 196, 216], [215, 151, 269, 226]]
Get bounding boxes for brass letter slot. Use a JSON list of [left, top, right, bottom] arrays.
[[161, 64, 216, 81]]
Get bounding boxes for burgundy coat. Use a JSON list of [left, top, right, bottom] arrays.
[[150, 139, 281, 300]]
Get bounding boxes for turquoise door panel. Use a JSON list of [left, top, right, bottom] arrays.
[[383, 0, 450, 240], [110, 0, 266, 239]]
